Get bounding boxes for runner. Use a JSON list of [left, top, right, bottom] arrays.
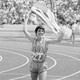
[[23, 13, 64, 80]]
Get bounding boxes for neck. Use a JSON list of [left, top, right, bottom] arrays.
[[37, 36, 43, 42], [37, 37, 41, 41]]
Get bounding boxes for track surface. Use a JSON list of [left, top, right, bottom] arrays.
[[0, 34, 80, 80], [0, 24, 80, 80]]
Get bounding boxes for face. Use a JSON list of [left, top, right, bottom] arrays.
[[36, 29, 45, 37]]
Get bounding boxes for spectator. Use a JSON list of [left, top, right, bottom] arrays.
[[0, 0, 80, 26], [69, 21, 77, 44]]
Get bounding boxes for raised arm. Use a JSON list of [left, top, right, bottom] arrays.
[[23, 11, 34, 42], [46, 31, 64, 44]]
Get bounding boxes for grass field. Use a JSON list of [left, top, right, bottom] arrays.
[[0, 24, 80, 80]]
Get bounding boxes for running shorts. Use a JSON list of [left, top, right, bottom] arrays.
[[30, 60, 47, 74]]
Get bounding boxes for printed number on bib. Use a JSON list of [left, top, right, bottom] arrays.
[[32, 52, 44, 61]]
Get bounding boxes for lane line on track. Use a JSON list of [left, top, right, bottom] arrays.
[[9, 48, 80, 80], [0, 47, 80, 80], [0, 48, 57, 80], [0, 49, 29, 74], [50, 50, 80, 80], [9, 54, 57, 80]]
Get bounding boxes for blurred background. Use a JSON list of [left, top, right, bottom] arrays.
[[0, 0, 80, 33]]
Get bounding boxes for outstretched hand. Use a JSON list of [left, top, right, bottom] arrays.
[[60, 25, 72, 38]]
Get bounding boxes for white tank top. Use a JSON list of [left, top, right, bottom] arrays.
[[31, 37, 48, 62]]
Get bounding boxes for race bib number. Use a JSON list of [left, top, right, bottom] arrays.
[[32, 52, 44, 61]]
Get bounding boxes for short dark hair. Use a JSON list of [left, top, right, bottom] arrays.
[[35, 25, 45, 35]]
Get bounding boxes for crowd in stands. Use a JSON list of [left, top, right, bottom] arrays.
[[54, 0, 80, 25], [0, 0, 80, 26], [0, 0, 30, 24]]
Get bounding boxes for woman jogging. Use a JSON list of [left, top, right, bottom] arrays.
[[23, 11, 64, 80]]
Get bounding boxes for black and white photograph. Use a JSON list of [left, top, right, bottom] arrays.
[[0, 0, 80, 80]]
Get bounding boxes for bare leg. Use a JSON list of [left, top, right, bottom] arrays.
[[39, 71, 47, 80], [69, 33, 72, 43], [31, 72, 38, 80], [72, 33, 75, 44]]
